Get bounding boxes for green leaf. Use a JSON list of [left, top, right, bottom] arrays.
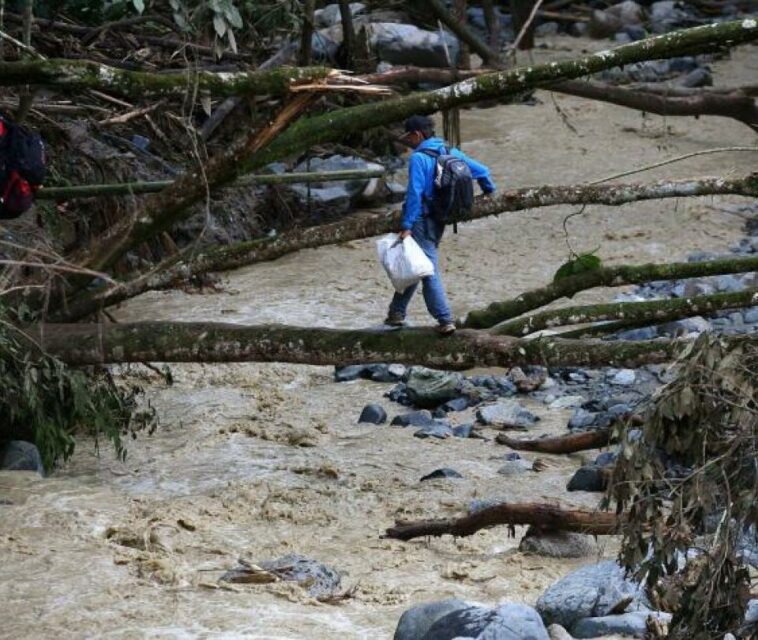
[[553, 252, 603, 282]]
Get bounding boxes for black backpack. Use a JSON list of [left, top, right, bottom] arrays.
[[419, 146, 474, 233], [0, 115, 46, 219]]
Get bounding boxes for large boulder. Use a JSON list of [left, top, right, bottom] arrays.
[[519, 527, 597, 558], [588, 0, 644, 38], [421, 602, 550, 640], [0, 440, 44, 474], [394, 599, 469, 640], [567, 465, 607, 492], [536, 560, 650, 629], [476, 399, 540, 429], [572, 611, 672, 638], [370, 23, 459, 68], [314, 2, 366, 28], [405, 367, 464, 408]]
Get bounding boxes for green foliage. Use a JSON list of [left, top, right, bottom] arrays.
[[553, 251, 602, 282], [0, 320, 157, 472]]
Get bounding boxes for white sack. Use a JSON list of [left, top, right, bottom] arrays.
[[376, 234, 435, 294]]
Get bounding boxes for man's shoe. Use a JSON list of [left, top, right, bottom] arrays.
[[436, 322, 456, 336], [384, 312, 405, 327]]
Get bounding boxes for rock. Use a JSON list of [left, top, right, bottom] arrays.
[[370, 23, 459, 68], [678, 67, 712, 88], [536, 22, 559, 37], [414, 423, 453, 439], [422, 602, 550, 640], [588, 0, 644, 39], [453, 423, 474, 438], [0, 441, 44, 474], [358, 404, 387, 424], [568, 408, 597, 430], [387, 383, 410, 404], [406, 367, 463, 408], [615, 326, 658, 341], [394, 599, 469, 640], [369, 363, 407, 382], [391, 410, 435, 427], [607, 403, 632, 418], [509, 366, 547, 392], [659, 316, 711, 337], [593, 451, 617, 468], [567, 466, 607, 492], [610, 369, 636, 386], [384, 181, 407, 203], [335, 364, 370, 382], [549, 395, 585, 410], [420, 467, 463, 481], [440, 397, 469, 413], [476, 400, 540, 430], [650, 0, 695, 34], [537, 560, 650, 628], [623, 24, 647, 40], [315, 2, 365, 28], [572, 611, 672, 638], [498, 459, 534, 475], [547, 624, 574, 640], [520, 526, 596, 558], [614, 31, 632, 44], [256, 554, 341, 599], [469, 496, 508, 514], [745, 307, 758, 324], [743, 599, 758, 628], [716, 274, 745, 292]]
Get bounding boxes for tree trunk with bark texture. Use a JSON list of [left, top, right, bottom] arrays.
[[426, 0, 500, 66], [385, 502, 620, 540], [491, 289, 758, 337], [482, 0, 500, 52], [338, 0, 356, 70], [464, 254, 758, 329], [299, 0, 316, 66], [56, 175, 758, 321], [495, 428, 613, 453], [510, 0, 537, 50]]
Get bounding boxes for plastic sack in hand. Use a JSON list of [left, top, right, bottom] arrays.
[[376, 234, 435, 293]]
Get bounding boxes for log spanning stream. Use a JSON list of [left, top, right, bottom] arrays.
[[1, 38, 756, 639]]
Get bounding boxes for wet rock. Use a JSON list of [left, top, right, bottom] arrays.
[[745, 308, 758, 324], [659, 316, 711, 337], [650, 0, 695, 34], [255, 554, 341, 599], [547, 624, 574, 640], [610, 369, 636, 386], [0, 441, 44, 474], [520, 526, 597, 558], [387, 383, 411, 405], [569, 408, 597, 430], [422, 602, 550, 640], [358, 404, 387, 424], [384, 181, 407, 204], [536, 560, 650, 628], [391, 410, 435, 427], [414, 423, 453, 439], [476, 400, 540, 430], [549, 395, 585, 410], [369, 363, 407, 382], [335, 364, 370, 382], [607, 403, 632, 418], [594, 451, 617, 468], [469, 496, 508, 514], [394, 598, 469, 640], [678, 67, 712, 88], [572, 611, 672, 638], [452, 423, 474, 438], [614, 326, 659, 341], [509, 366, 547, 392], [498, 458, 534, 475], [371, 23, 460, 68], [716, 274, 745, 292], [439, 397, 469, 413], [589, 0, 644, 39], [406, 367, 463, 408], [420, 467, 463, 481], [743, 599, 758, 632], [567, 466, 607, 492], [315, 2, 365, 28]]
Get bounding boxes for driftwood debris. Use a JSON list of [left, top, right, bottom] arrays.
[[495, 428, 614, 454]]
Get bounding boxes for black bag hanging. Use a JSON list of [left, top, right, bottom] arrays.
[[418, 146, 474, 234]]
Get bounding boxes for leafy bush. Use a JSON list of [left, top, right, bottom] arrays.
[[0, 321, 157, 471]]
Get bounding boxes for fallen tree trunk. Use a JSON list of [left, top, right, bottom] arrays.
[[425, 0, 502, 66], [75, 21, 758, 276], [27, 322, 741, 369], [464, 254, 758, 329], [495, 428, 612, 453], [36, 168, 386, 200], [57, 174, 758, 321], [0, 59, 330, 98], [491, 289, 758, 336], [384, 502, 620, 540]]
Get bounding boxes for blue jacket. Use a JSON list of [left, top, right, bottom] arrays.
[[401, 136, 496, 231]]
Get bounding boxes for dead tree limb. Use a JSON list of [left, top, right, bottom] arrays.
[[0, 58, 330, 98], [57, 174, 758, 321], [491, 289, 758, 337], [464, 254, 758, 329], [338, 0, 356, 69], [28, 322, 754, 370], [495, 429, 612, 453], [384, 502, 620, 540], [71, 21, 758, 276], [425, 0, 501, 66], [299, 0, 316, 66]]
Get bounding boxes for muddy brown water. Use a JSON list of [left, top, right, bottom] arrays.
[[1, 38, 756, 639]]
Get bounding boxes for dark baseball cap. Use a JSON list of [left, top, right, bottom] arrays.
[[402, 115, 434, 135]]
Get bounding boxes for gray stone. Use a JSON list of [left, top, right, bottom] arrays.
[[391, 410, 435, 427], [549, 395, 585, 410], [371, 23, 460, 68], [0, 441, 44, 474], [453, 423, 474, 438], [469, 496, 508, 514], [744, 599, 758, 626], [569, 408, 597, 430], [610, 369, 636, 386], [744, 307, 758, 324], [594, 451, 617, 468], [255, 554, 341, 599], [615, 326, 658, 341], [476, 400, 540, 430], [678, 67, 712, 88], [650, 0, 694, 34], [406, 367, 464, 408], [315, 2, 365, 28], [716, 274, 745, 292], [547, 625, 574, 640], [588, 0, 643, 38], [572, 611, 672, 638], [358, 404, 387, 424], [536, 22, 559, 37], [536, 560, 650, 628], [394, 599, 469, 640], [335, 364, 369, 382], [659, 316, 711, 337], [567, 466, 606, 492], [414, 423, 453, 439], [498, 459, 534, 475], [440, 397, 469, 413], [385, 181, 407, 203], [420, 468, 463, 482], [422, 602, 550, 640], [520, 527, 596, 558]]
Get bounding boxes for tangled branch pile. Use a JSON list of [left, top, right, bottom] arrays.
[[608, 334, 757, 639]]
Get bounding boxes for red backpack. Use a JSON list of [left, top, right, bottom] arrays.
[[0, 116, 46, 219]]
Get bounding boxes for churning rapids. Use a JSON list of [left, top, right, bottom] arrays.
[[1, 38, 756, 639]]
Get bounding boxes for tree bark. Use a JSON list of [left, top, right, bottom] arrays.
[[454, 0, 471, 69], [36, 168, 386, 200], [425, 0, 500, 66], [0, 58, 330, 98], [71, 21, 758, 277], [385, 502, 620, 540], [491, 289, 758, 337], [510, 0, 537, 50], [495, 428, 613, 453], [464, 254, 758, 329], [57, 174, 758, 321], [299, 0, 316, 67], [482, 0, 500, 52], [338, 0, 356, 70], [27, 322, 741, 369], [14, 0, 33, 123]]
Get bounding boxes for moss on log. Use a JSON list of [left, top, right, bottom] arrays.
[[492, 289, 758, 337], [464, 254, 758, 329]]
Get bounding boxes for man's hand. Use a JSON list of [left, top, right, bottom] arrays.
[[398, 229, 412, 240]]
